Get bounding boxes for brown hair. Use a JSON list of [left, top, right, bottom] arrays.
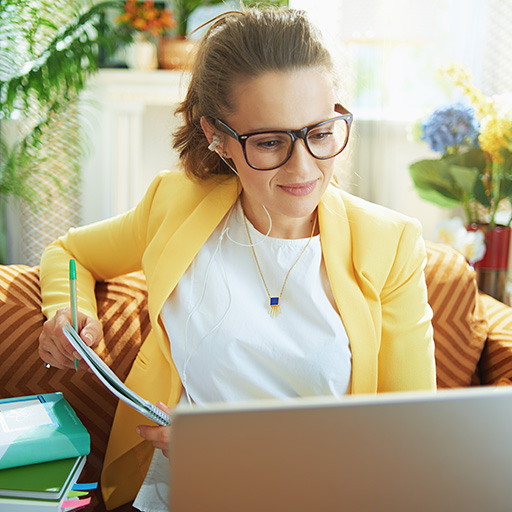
[[173, 8, 335, 181]]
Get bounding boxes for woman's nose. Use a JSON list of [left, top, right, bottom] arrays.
[[284, 138, 317, 173]]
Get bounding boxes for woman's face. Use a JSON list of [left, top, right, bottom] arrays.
[[221, 67, 338, 237]]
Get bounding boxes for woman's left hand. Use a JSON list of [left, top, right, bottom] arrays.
[[136, 402, 172, 458]]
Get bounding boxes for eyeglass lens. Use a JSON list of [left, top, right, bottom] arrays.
[[244, 117, 349, 170]]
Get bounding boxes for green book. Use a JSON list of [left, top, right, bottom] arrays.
[[0, 455, 86, 499], [0, 393, 90, 470]]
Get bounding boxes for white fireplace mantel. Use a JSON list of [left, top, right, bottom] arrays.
[[80, 69, 188, 225]]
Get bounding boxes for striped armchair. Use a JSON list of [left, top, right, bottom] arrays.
[[0, 241, 511, 511], [424, 241, 512, 388]]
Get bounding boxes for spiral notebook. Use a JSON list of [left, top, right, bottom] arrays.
[[62, 322, 170, 426]]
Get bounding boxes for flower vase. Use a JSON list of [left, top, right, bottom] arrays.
[[157, 36, 196, 70], [126, 33, 158, 71], [468, 224, 511, 302]]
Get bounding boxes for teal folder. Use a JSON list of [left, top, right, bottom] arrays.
[[0, 393, 90, 469]]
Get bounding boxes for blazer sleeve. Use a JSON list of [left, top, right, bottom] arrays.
[[377, 220, 436, 392], [39, 171, 165, 320]]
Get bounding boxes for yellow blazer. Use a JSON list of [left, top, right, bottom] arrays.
[[40, 170, 436, 509]]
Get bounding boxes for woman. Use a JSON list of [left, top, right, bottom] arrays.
[[38, 8, 436, 510]]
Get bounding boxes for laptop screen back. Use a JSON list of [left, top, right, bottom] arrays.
[[169, 387, 512, 512]]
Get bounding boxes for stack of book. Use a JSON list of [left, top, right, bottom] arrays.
[[0, 392, 94, 511]]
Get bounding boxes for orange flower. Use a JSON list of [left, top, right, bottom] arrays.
[[132, 18, 147, 31], [145, 9, 158, 22], [124, 0, 137, 15], [116, 0, 176, 36], [159, 10, 176, 30]]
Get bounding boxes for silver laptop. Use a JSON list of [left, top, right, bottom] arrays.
[[169, 386, 512, 512]]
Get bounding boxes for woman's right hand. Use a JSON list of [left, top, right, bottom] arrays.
[[39, 308, 103, 370]]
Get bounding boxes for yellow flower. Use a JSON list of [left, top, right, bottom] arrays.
[[441, 63, 495, 119], [442, 63, 512, 165], [479, 117, 512, 163]]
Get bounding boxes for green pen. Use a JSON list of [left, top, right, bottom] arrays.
[[69, 259, 78, 371]]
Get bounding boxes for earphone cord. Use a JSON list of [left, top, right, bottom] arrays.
[[180, 199, 272, 403], [226, 201, 272, 247], [181, 211, 234, 404], [214, 149, 273, 246]]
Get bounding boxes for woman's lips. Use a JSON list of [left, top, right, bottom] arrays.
[[278, 180, 317, 196]]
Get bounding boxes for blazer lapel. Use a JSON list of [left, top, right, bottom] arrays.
[[319, 186, 379, 394], [147, 178, 240, 344]]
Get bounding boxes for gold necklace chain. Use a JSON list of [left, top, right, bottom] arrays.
[[242, 209, 318, 318]]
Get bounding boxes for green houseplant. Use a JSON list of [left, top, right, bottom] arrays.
[[171, 0, 219, 37], [0, 0, 130, 264], [172, 0, 290, 36]]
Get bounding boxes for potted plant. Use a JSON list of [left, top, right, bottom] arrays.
[[157, 0, 289, 70], [409, 64, 512, 301], [116, 0, 177, 70], [0, 0, 130, 264]]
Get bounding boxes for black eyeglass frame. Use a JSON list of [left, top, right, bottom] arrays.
[[208, 103, 354, 171]]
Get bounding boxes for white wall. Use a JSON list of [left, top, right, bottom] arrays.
[[352, 119, 449, 241]]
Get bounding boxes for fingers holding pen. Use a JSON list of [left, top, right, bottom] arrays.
[[39, 308, 103, 370]]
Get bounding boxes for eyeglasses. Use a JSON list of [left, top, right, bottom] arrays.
[[209, 104, 353, 171]]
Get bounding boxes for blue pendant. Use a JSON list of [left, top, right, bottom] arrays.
[[269, 297, 281, 317]]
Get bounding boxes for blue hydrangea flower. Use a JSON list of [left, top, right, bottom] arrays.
[[421, 102, 480, 155]]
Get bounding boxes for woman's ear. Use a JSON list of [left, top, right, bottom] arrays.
[[200, 116, 238, 176], [200, 116, 217, 146], [200, 116, 226, 154]]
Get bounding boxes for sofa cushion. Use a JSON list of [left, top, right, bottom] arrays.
[[0, 266, 150, 511], [424, 242, 488, 388], [477, 293, 512, 385]]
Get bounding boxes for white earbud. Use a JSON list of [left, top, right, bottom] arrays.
[[208, 134, 239, 177], [208, 135, 221, 152]]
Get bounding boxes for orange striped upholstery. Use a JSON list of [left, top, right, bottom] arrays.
[[424, 242, 488, 388], [478, 293, 512, 385], [0, 266, 149, 512]]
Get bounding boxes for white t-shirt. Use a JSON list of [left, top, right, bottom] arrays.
[[133, 201, 352, 511]]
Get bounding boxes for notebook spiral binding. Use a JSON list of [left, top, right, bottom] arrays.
[[147, 404, 171, 426]]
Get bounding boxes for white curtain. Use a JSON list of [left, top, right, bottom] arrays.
[[290, 0, 509, 240]]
